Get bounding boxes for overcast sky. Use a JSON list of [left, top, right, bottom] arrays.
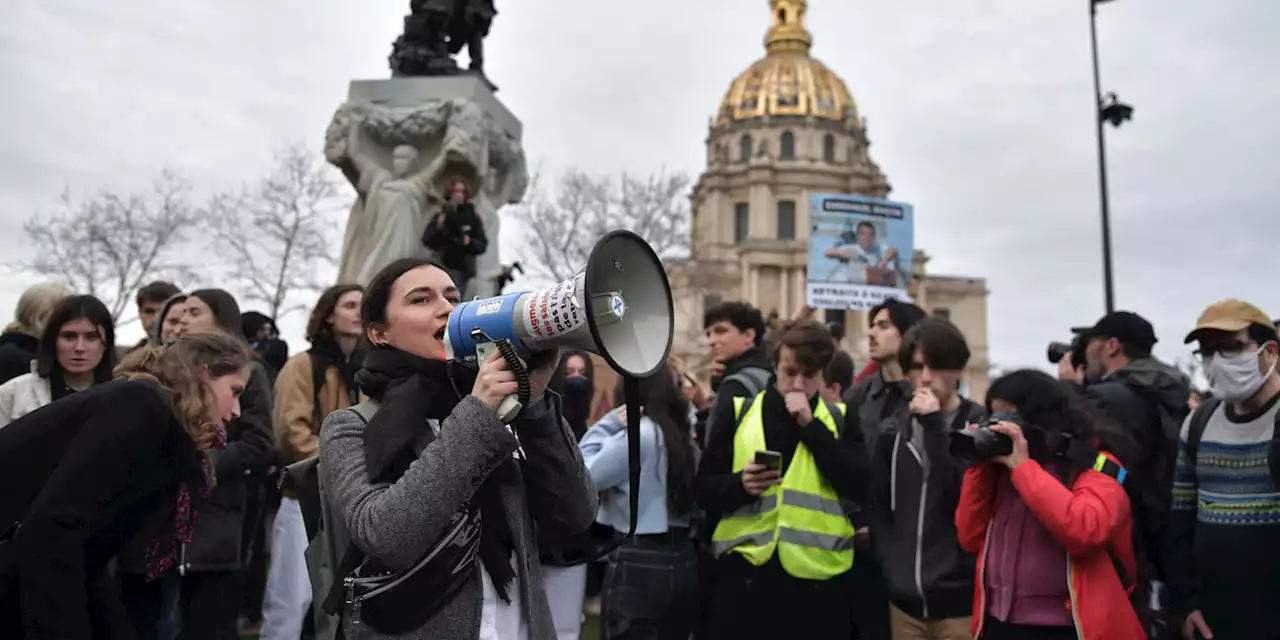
[[1, 0, 1276, 376]]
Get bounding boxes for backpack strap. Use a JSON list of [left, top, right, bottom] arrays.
[[1184, 397, 1223, 467], [733, 393, 761, 426], [950, 399, 975, 432], [350, 400, 379, 424], [821, 399, 846, 435], [1272, 406, 1280, 482], [703, 371, 767, 448], [724, 366, 771, 400], [320, 402, 380, 617]]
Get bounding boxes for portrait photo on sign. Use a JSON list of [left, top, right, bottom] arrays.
[[806, 193, 915, 311]]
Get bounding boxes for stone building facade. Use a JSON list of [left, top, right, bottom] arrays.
[[669, 0, 990, 401]]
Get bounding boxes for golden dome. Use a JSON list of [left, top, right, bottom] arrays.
[[714, 0, 858, 128]]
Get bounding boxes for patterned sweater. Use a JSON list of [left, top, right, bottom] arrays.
[[1167, 391, 1280, 639]]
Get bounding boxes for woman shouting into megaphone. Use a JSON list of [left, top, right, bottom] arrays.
[[318, 257, 599, 640]]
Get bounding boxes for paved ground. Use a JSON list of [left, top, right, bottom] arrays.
[[240, 614, 603, 639]]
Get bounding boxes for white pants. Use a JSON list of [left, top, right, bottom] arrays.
[[541, 564, 587, 640], [260, 497, 312, 640]]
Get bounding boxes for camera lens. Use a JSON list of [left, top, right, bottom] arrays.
[[948, 426, 1015, 466], [1047, 342, 1071, 364]]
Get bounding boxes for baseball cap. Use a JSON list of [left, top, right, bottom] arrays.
[[1184, 299, 1274, 344], [1072, 311, 1157, 351]]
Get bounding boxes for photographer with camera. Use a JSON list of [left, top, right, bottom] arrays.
[[422, 178, 488, 298], [954, 370, 1143, 640], [868, 317, 986, 639], [1052, 311, 1188, 634]]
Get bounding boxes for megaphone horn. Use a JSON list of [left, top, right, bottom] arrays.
[[444, 229, 675, 423]]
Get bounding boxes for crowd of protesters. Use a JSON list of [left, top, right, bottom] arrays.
[[0, 257, 1276, 640]]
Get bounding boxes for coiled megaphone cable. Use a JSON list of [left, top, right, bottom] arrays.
[[468, 328, 532, 420], [494, 339, 532, 416]]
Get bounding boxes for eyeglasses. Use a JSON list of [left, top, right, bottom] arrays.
[[1194, 339, 1257, 364]]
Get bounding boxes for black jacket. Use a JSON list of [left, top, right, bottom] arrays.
[[843, 369, 913, 460], [182, 362, 273, 572], [0, 381, 203, 639], [694, 382, 869, 557], [119, 362, 275, 575], [1079, 357, 1189, 579], [422, 202, 488, 277], [0, 331, 37, 385], [868, 399, 987, 621]]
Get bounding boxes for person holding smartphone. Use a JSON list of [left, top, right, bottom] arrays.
[[695, 320, 868, 640]]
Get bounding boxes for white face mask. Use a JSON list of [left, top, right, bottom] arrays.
[[1208, 342, 1277, 402]]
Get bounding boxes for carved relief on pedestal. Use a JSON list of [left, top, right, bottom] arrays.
[[324, 98, 527, 286]]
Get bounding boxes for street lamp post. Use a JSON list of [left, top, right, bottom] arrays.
[[1089, 0, 1133, 314]]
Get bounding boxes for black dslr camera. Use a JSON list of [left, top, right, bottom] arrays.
[[948, 412, 1021, 467], [1046, 334, 1087, 367]]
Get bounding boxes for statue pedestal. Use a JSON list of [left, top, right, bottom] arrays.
[[325, 76, 528, 296]]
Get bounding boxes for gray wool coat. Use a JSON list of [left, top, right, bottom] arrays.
[[318, 392, 598, 640]]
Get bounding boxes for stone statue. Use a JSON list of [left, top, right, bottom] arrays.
[[390, 0, 499, 90], [325, 97, 528, 286], [337, 124, 443, 285]]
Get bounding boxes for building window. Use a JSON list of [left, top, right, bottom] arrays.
[[734, 203, 750, 244], [777, 200, 796, 240], [933, 307, 951, 322], [740, 135, 752, 162], [780, 131, 796, 159], [823, 134, 836, 162]]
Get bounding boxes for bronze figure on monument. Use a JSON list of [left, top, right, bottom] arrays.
[[390, 0, 499, 90]]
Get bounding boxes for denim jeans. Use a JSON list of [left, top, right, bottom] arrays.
[[602, 529, 699, 640]]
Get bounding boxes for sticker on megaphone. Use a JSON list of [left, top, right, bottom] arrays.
[[521, 272, 588, 342]]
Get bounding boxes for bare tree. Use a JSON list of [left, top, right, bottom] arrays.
[[510, 169, 692, 283], [205, 142, 346, 321], [1174, 354, 1207, 391], [21, 171, 201, 323]]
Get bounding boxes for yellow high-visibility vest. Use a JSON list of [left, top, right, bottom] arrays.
[[710, 392, 856, 580]]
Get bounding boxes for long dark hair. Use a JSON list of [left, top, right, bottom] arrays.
[[361, 258, 451, 336], [187, 289, 243, 336], [614, 366, 698, 515], [308, 284, 364, 344], [549, 350, 595, 439], [986, 369, 1138, 478], [36, 294, 117, 383]]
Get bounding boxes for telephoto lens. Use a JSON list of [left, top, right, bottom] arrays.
[[948, 412, 1021, 467], [1046, 342, 1072, 364]]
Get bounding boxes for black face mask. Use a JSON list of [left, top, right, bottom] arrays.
[[563, 376, 592, 397]]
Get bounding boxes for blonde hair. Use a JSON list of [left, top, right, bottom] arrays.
[[115, 329, 250, 450], [6, 282, 74, 336]]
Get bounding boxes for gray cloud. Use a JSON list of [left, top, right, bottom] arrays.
[[1, 0, 1276, 374]]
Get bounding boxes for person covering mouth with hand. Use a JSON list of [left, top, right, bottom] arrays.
[[697, 319, 868, 640]]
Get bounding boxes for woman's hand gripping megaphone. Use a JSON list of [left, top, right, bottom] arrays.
[[471, 348, 561, 415]]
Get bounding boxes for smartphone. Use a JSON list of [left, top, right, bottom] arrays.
[[755, 450, 782, 472]]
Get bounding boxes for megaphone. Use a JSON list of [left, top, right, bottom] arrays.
[[443, 229, 674, 422]]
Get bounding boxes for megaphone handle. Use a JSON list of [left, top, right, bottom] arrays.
[[475, 340, 531, 425], [496, 395, 523, 423]]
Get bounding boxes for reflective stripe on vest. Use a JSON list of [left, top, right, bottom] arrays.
[[711, 391, 856, 580]]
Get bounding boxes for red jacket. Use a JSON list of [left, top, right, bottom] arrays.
[[954, 454, 1144, 640]]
